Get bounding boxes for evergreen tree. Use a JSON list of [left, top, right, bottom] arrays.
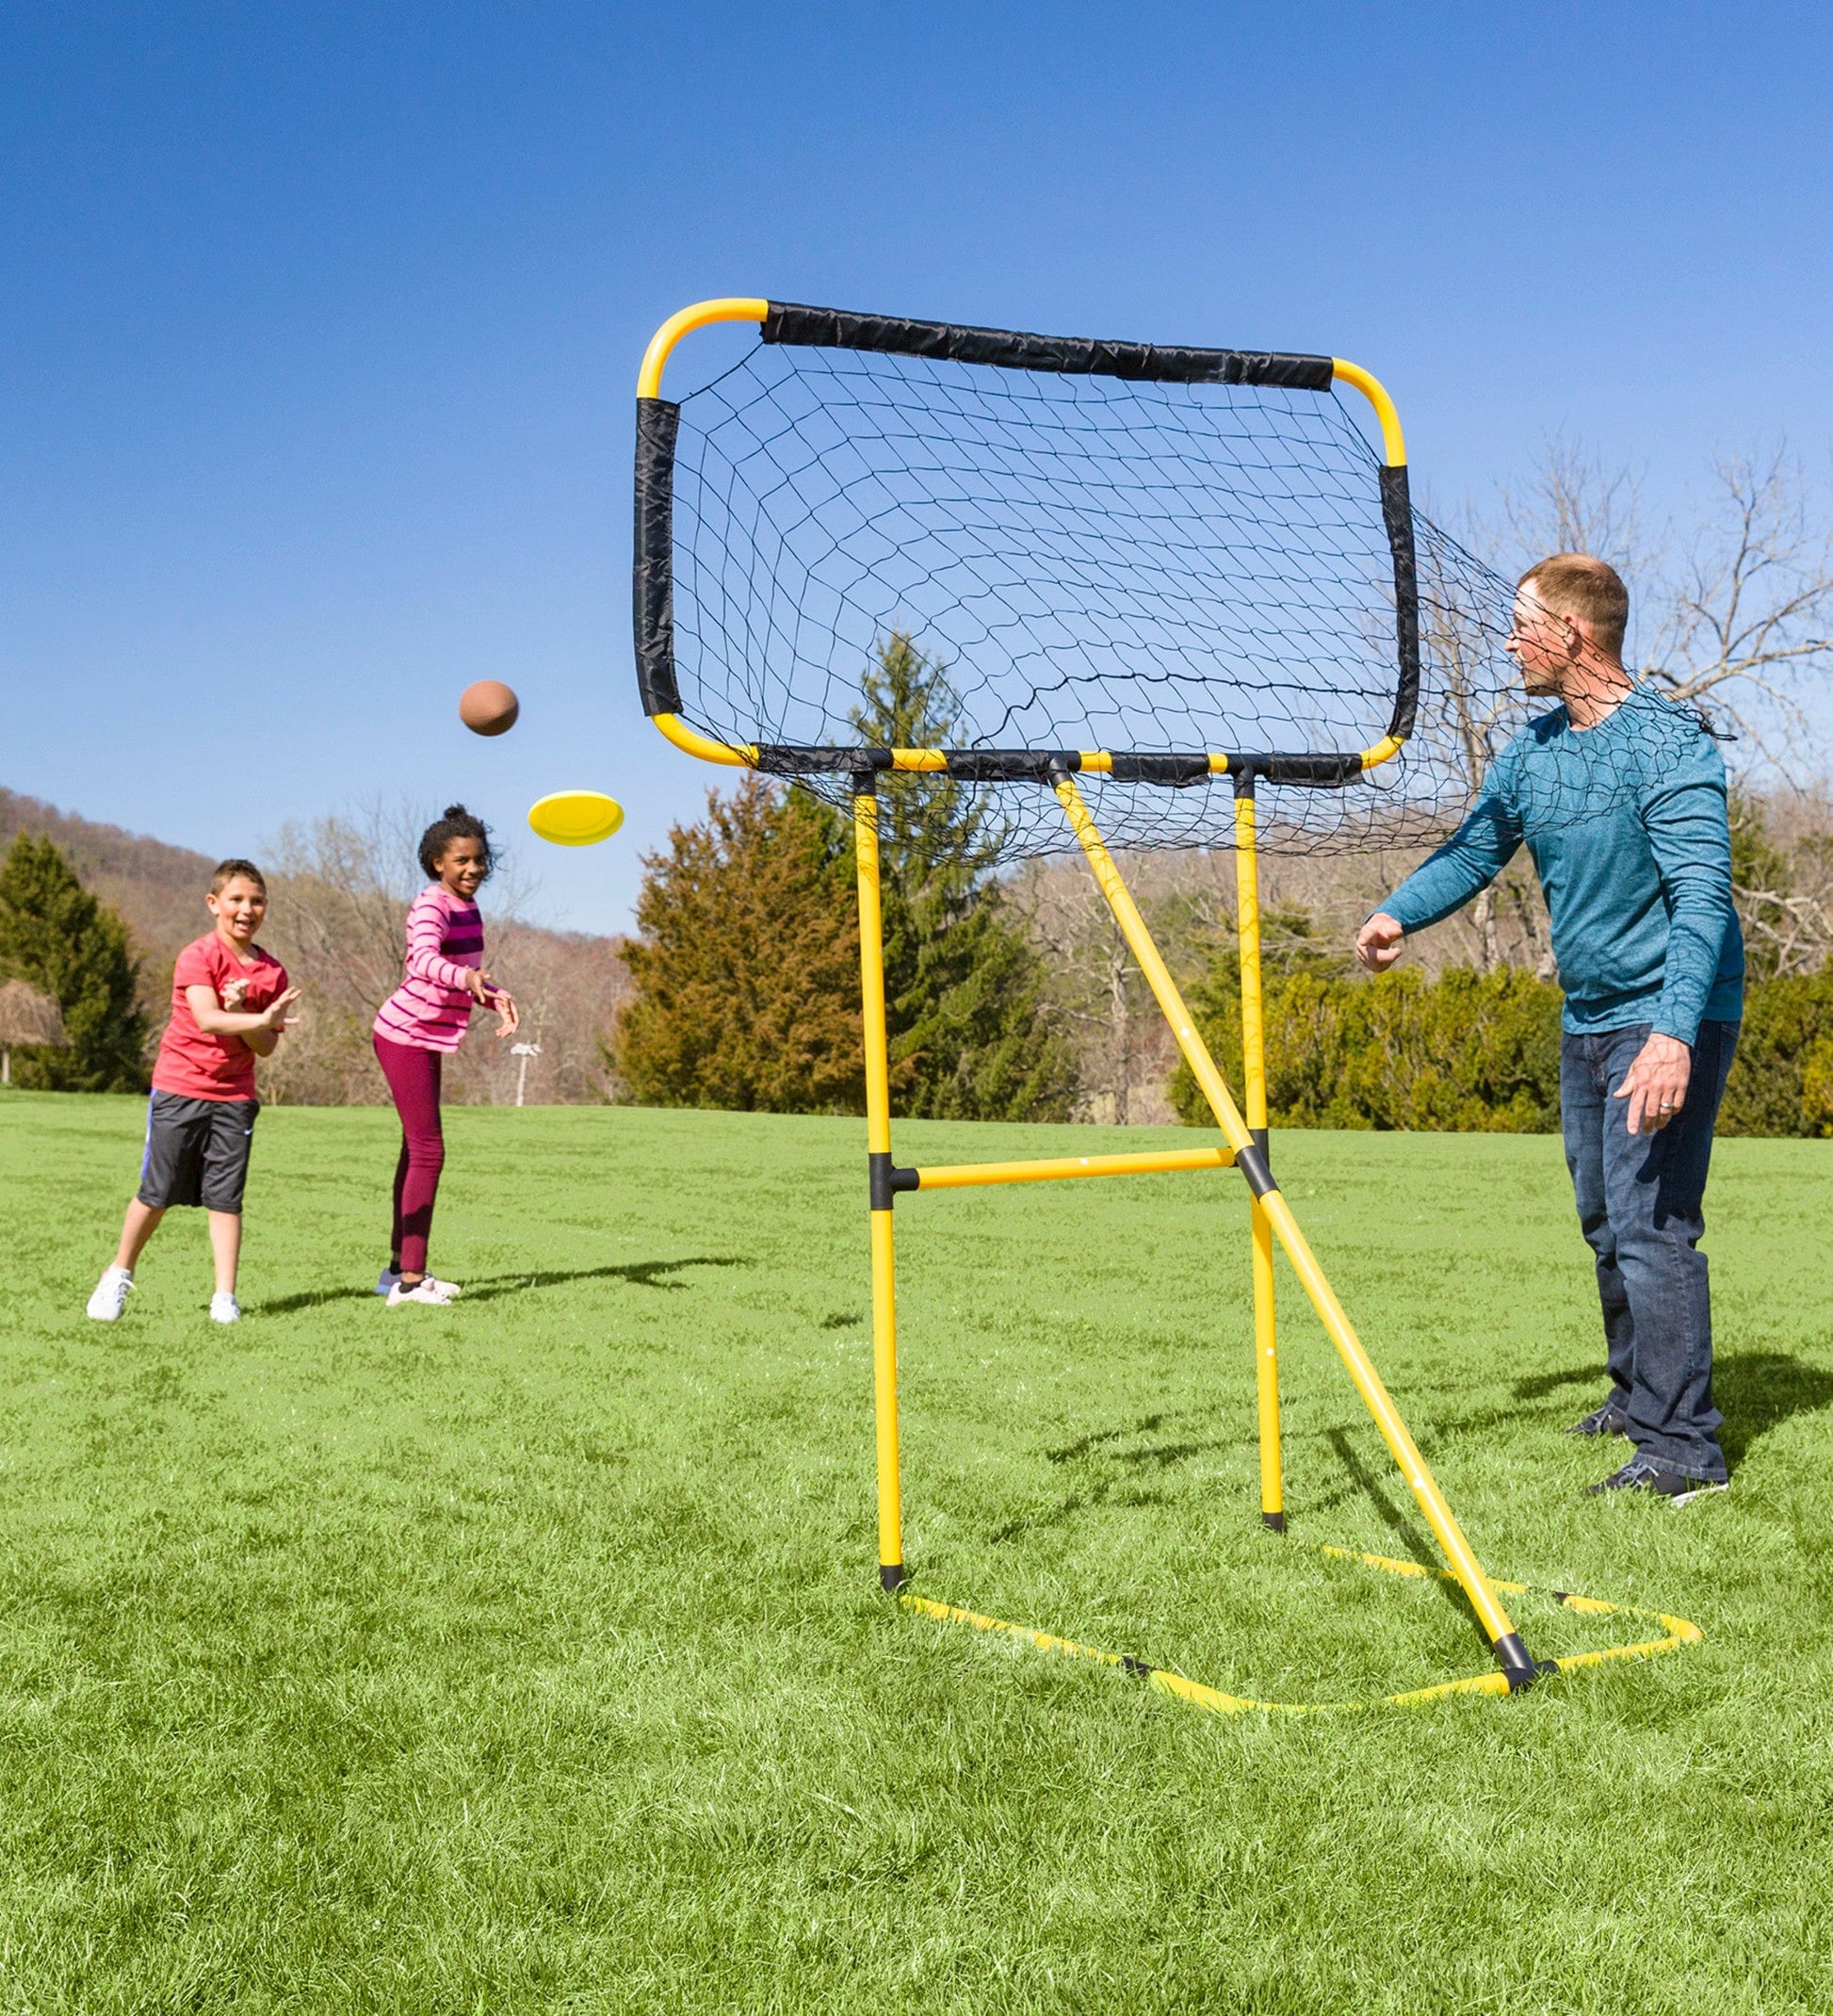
[[853, 635, 1076, 1121], [612, 777, 864, 1113], [0, 834, 149, 1092]]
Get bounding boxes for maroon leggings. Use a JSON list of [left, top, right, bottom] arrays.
[[374, 1034, 445, 1276]]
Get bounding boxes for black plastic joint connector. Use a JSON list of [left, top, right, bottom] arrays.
[[868, 1152, 919, 1211], [1235, 1142, 1276, 1198], [879, 1562, 906, 1592], [1261, 1510, 1287, 1534], [1491, 1632, 1555, 1692]]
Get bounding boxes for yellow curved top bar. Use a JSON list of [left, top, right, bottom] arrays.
[[652, 712, 754, 768], [638, 298, 769, 400], [1329, 360, 1406, 466]]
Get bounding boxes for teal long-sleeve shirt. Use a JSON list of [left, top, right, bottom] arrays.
[[1381, 687, 1744, 1045]]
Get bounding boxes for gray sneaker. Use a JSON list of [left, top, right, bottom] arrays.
[[1566, 1401, 1630, 1439], [1587, 1454, 1728, 1506]]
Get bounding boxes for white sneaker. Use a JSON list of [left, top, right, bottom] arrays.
[[386, 1279, 453, 1308], [377, 1269, 461, 1298], [210, 1293, 240, 1325], [87, 1266, 134, 1321]]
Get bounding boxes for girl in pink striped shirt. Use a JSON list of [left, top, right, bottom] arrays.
[[371, 805, 518, 1307]]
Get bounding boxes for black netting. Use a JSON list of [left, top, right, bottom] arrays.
[[651, 337, 1541, 859]]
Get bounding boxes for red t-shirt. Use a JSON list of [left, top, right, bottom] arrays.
[[151, 935, 290, 1101]]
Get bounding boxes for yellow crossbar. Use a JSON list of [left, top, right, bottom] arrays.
[[912, 1145, 1233, 1190]]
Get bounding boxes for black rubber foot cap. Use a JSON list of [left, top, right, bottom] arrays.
[[1261, 1511, 1287, 1533], [880, 1563, 906, 1592], [1491, 1631, 1552, 1692]]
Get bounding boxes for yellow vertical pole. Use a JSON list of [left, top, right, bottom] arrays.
[[1234, 773, 1283, 1533], [854, 780, 905, 1590], [1049, 767, 1541, 1686]]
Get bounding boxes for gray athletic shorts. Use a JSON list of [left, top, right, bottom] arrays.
[[138, 1092, 260, 1213]]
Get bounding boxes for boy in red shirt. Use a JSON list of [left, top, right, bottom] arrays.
[[87, 858, 300, 1325]]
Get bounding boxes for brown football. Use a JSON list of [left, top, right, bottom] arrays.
[[459, 679, 520, 736]]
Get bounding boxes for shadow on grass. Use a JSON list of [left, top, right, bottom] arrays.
[[1315, 1427, 1492, 1650], [461, 1257, 748, 1304], [254, 1256, 747, 1316], [986, 1414, 1211, 1544], [1048, 1414, 1184, 1465], [1716, 1349, 1833, 1471], [1500, 1348, 1833, 1474], [1512, 1365, 1598, 1402]]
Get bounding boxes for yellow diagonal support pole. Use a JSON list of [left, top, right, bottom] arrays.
[[854, 781, 905, 1591], [1234, 774, 1284, 1532], [1049, 768, 1541, 1688]]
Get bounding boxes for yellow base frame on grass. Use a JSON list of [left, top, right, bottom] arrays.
[[639, 300, 1707, 1711], [902, 1553, 1703, 1716], [899, 1548, 1701, 1709]]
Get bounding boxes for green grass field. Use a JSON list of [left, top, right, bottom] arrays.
[[3, 1092, 1832, 2012]]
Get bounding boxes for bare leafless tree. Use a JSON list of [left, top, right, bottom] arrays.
[[1642, 449, 1833, 772], [1013, 855, 1185, 1124], [1500, 431, 1653, 592]]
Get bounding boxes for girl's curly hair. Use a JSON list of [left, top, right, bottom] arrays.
[[418, 804, 495, 882]]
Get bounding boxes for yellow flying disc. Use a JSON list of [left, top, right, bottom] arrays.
[[528, 790, 625, 846]]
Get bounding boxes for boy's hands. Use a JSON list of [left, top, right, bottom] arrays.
[[1354, 912, 1405, 972], [219, 976, 250, 1011], [257, 986, 301, 1033]]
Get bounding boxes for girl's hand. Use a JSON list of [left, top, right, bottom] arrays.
[[489, 987, 520, 1038], [464, 968, 493, 1005]]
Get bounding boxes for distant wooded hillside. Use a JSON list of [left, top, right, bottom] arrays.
[[0, 789, 630, 1104], [0, 789, 218, 993]]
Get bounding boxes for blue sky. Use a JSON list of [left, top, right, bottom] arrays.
[[3, 2, 1828, 933]]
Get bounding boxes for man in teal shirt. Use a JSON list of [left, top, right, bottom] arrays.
[[1357, 554, 1744, 1501]]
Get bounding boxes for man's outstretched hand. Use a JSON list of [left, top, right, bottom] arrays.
[[1354, 912, 1405, 972], [1614, 1032, 1692, 1134]]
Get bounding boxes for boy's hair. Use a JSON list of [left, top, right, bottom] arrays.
[[1518, 553, 1630, 659], [210, 857, 268, 895], [418, 805, 495, 882]]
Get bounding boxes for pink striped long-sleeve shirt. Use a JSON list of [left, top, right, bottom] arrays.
[[372, 886, 488, 1053]]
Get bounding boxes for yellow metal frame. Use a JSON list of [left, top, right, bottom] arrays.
[[903, 1549, 1702, 1715], [1235, 781, 1283, 1531], [852, 772, 1704, 1706], [637, 302, 1415, 782], [639, 302, 1708, 1710]]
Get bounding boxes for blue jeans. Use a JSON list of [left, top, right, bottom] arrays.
[[1560, 1020, 1740, 1481]]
